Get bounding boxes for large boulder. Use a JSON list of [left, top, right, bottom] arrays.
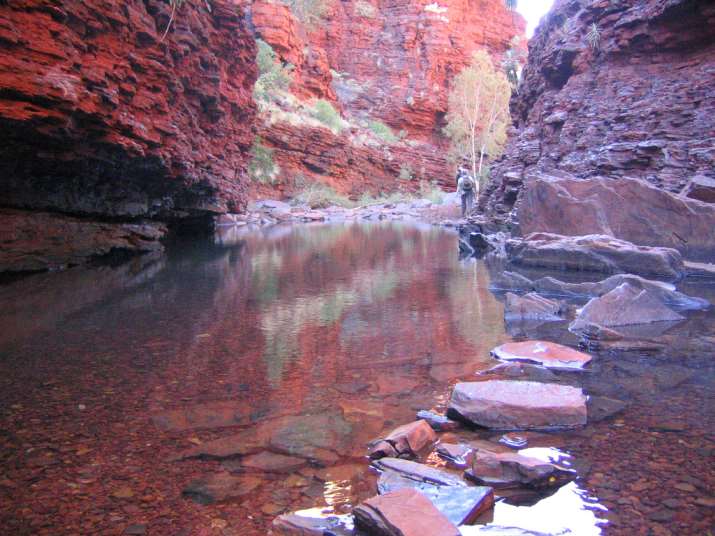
[[506, 233, 684, 280], [570, 282, 685, 331], [353, 488, 460, 536], [517, 177, 715, 262], [448, 380, 587, 431], [491, 341, 592, 371]]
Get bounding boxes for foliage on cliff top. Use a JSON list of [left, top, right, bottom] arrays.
[[444, 50, 511, 192]]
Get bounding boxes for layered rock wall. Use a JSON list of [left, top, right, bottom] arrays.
[[0, 0, 257, 271], [245, 0, 525, 195], [481, 0, 715, 221]]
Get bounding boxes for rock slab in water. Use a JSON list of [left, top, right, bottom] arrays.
[[377, 470, 494, 525], [182, 472, 262, 504], [449, 380, 587, 430], [570, 282, 685, 331], [373, 458, 467, 487], [368, 420, 437, 459], [506, 233, 684, 280], [465, 450, 576, 489], [504, 292, 564, 321], [353, 488, 460, 536], [272, 509, 355, 535], [516, 176, 715, 262], [491, 341, 591, 370]]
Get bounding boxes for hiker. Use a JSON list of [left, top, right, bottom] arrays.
[[457, 169, 476, 217]]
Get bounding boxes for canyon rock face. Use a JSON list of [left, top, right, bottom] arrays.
[[481, 0, 715, 221], [245, 0, 525, 196], [0, 0, 257, 271]]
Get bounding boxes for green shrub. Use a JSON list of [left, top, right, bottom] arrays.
[[398, 164, 414, 181], [248, 137, 279, 184], [354, 0, 376, 18], [293, 182, 354, 208], [586, 23, 601, 51], [419, 181, 445, 204], [254, 39, 293, 102], [367, 120, 398, 143], [287, 0, 330, 29], [311, 99, 344, 132]]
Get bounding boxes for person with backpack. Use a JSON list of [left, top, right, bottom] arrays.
[[457, 168, 476, 217]]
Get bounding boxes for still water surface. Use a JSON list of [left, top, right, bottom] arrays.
[[0, 223, 713, 535]]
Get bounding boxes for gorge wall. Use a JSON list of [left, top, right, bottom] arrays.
[[0, 0, 257, 272], [244, 0, 525, 198], [480, 0, 715, 224]]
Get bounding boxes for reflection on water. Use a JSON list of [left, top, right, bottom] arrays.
[[0, 222, 712, 535]]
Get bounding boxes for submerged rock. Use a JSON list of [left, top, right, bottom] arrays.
[[377, 471, 494, 525], [506, 233, 684, 280], [465, 450, 576, 489], [368, 420, 437, 460], [239, 451, 307, 473], [448, 381, 587, 430], [415, 410, 461, 432], [353, 488, 460, 536], [182, 472, 262, 504], [491, 341, 591, 371], [570, 282, 685, 331], [504, 293, 565, 321]]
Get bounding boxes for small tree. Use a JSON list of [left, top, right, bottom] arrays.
[[444, 50, 511, 193]]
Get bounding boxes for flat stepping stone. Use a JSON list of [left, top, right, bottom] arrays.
[[465, 449, 576, 489], [449, 380, 587, 430], [373, 458, 467, 487], [378, 470, 494, 525], [353, 488, 460, 536], [272, 509, 354, 535], [491, 341, 591, 370]]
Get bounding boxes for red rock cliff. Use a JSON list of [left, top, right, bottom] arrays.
[[244, 0, 525, 197], [0, 0, 257, 271], [480, 0, 715, 222]]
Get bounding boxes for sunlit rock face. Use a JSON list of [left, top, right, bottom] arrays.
[[481, 0, 715, 221], [0, 0, 257, 270], [243, 0, 525, 196]]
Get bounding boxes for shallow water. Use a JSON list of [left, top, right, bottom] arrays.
[[0, 223, 713, 535]]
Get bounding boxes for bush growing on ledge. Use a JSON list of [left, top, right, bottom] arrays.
[[293, 182, 353, 208], [311, 100, 344, 132], [368, 120, 398, 143], [398, 164, 414, 181], [248, 137, 280, 184], [354, 0, 376, 18], [286, 0, 331, 29], [254, 39, 293, 102]]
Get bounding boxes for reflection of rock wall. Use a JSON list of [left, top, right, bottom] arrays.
[[481, 0, 715, 221], [0, 0, 257, 271]]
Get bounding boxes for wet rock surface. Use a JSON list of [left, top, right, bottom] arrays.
[[449, 380, 588, 431], [353, 488, 460, 536], [368, 420, 437, 460], [491, 341, 591, 370], [570, 282, 685, 331], [465, 450, 576, 489]]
